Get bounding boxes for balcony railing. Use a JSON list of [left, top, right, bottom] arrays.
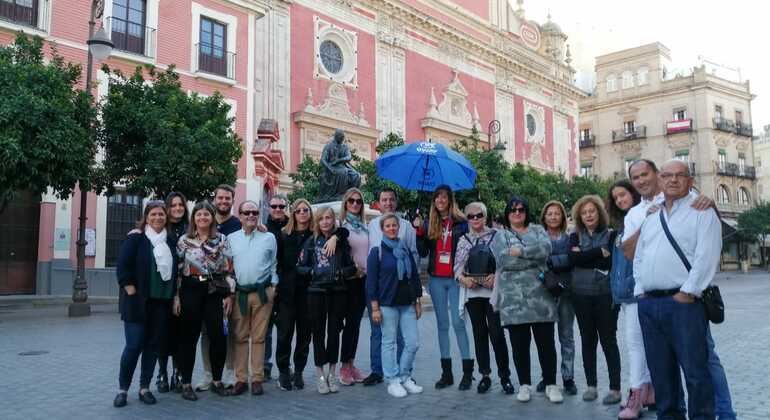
[[579, 135, 595, 148], [737, 165, 756, 179], [715, 161, 738, 176], [666, 119, 693, 135], [195, 43, 236, 80], [736, 122, 753, 137], [105, 16, 156, 57], [713, 117, 735, 133], [612, 126, 646, 142]]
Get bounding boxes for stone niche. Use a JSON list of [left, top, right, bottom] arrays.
[[420, 70, 485, 147]]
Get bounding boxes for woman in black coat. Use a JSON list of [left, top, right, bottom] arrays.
[[114, 200, 179, 408]]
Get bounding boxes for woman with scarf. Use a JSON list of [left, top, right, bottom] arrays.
[[114, 200, 179, 408], [367, 213, 423, 398], [338, 188, 370, 385]]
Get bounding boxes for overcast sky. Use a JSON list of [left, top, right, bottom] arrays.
[[519, 0, 768, 133]]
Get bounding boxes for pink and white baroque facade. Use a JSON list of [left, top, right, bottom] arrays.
[[0, 0, 583, 294]]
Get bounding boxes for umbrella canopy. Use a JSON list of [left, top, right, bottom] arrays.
[[375, 141, 477, 191]]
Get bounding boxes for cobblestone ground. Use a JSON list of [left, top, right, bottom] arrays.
[[1, 272, 767, 420]]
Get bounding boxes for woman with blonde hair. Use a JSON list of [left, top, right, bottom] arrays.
[[297, 207, 356, 394], [567, 195, 621, 405], [414, 184, 473, 390], [337, 188, 370, 385]]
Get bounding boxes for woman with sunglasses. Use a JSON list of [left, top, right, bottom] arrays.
[[490, 196, 561, 404], [114, 200, 179, 407], [338, 188, 370, 385], [454, 202, 513, 395], [414, 184, 473, 390], [275, 199, 315, 391], [175, 201, 235, 401]]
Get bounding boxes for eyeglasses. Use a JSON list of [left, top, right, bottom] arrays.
[[510, 207, 526, 215], [240, 210, 259, 216], [347, 198, 364, 205], [270, 204, 287, 210], [294, 208, 310, 214], [467, 212, 485, 220]]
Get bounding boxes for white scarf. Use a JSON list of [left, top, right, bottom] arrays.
[[145, 226, 173, 281]]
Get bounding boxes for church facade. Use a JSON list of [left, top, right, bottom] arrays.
[[0, 0, 583, 294]]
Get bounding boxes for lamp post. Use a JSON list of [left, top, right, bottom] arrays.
[[69, 0, 113, 317]]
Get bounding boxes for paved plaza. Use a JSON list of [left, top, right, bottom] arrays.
[[1, 271, 768, 420]]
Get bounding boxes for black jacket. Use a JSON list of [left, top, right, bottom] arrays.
[[277, 228, 313, 300], [417, 217, 468, 277], [296, 228, 356, 293], [116, 233, 179, 323]]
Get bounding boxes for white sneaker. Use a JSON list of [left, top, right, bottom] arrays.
[[387, 381, 408, 398], [546, 385, 564, 403], [327, 372, 339, 393], [195, 371, 213, 391], [402, 377, 423, 394], [317, 376, 330, 394], [517, 384, 532, 402]]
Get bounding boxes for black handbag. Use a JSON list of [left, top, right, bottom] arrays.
[[541, 270, 564, 298], [658, 211, 725, 324]]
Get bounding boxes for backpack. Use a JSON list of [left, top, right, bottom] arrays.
[[463, 231, 497, 276]]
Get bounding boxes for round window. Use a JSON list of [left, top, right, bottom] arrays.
[[526, 114, 537, 136], [320, 40, 344, 74]]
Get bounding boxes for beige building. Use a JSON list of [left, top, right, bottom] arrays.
[[754, 125, 770, 203], [579, 43, 758, 267]]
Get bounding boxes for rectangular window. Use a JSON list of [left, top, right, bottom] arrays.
[[105, 193, 143, 267], [198, 16, 228, 77], [580, 164, 593, 178], [673, 108, 687, 121], [111, 0, 146, 55], [624, 120, 636, 134], [714, 105, 723, 121], [674, 150, 690, 162], [0, 0, 38, 26], [624, 158, 637, 175], [718, 149, 727, 167], [580, 128, 591, 142]]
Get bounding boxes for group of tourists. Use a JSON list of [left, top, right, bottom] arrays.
[[113, 158, 735, 420]]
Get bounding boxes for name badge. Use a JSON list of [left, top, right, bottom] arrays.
[[438, 252, 451, 265]]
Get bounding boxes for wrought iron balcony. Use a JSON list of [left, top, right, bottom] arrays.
[[737, 165, 756, 179], [713, 117, 735, 133], [666, 119, 693, 135], [195, 43, 236, 80], [715, 161, 737, 176], [612, 126, 646, 142], [579, 134, 595, 148], [105, 17, 156, 57], [736, 122, 753, 137]]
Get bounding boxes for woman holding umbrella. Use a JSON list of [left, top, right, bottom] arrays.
[[414, 185, 473, 390]]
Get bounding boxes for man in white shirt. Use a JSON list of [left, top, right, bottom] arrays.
[[362, 188, 414, 385], [633, 160, 721, 419], [227, 200, 278, 396]]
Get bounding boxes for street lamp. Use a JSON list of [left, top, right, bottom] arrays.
[[69, 0, 113, 317]]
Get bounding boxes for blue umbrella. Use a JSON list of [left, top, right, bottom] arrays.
[[375, 141, 477, 191]]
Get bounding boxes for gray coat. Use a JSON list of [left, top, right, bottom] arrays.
[[490, 224, 557, 326]]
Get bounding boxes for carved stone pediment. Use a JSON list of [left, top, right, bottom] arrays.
[[736, 140, 749, 152], [424, 70, 478, 131], [303, 83, 369, 127], [666, 134, 692, 150], [612, 139, 643, 155]]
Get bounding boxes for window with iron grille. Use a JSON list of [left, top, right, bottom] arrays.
[[111, 0, 146, 55], [0, 0, 37, 27], [199, 16, 227, 76], [105, 193, 143, 267]]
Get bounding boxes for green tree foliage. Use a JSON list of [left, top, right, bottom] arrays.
[[95, 65, 242, 201], [288, 156, 323, 204], [0, 34, 95, 210], [737, 201, 770, 267]]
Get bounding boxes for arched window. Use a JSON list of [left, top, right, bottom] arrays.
[[738, 187, 750, 206], [622, 70, 634, 89], [606, 74, 617, 92], [717, 185, 730, 204], [637, 67, 649, 85]]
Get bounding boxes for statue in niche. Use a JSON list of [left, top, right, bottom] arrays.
[[318, 129, 361, 202]]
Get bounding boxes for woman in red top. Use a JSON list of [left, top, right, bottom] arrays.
[[414, 185, 472, 390]]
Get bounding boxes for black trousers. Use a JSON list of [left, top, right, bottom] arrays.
[[118, 298, 170, 390], [157, 309, 180, 379], [340, 277, 366, 363], [506, 322, 557, 386], [572, 293, 621, 390], [308, 290, 347, 367], [466, 297, 510, 378], [177, 278, 228, 384], [276, 288, 312, 374]]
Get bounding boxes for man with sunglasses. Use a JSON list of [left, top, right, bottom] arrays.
[[363, 188, 417, 385], [263, 195, 290, 381], [227, 201, 278, 396]]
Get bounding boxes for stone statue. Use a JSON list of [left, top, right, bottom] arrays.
[[318, 129, 361, 202]]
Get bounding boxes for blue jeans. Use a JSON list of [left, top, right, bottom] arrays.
[[707, 328, 737, 420], [639, 296, 714, 420], [428, 276, 471, 359], [370, 306, 404, 375], [557, 293, 576, 382], [118, 299, 168, 391], [381, 305, 419, 382]]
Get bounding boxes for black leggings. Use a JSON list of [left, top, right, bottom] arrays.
[[276, 288, 312, 374], [506, 322, 557, 386], [466, 297, 510, 378], [340, 277, 366, 363], [308, 290, 347, 367], [177, 277, 228, 384], [572, 293, 621, 390]]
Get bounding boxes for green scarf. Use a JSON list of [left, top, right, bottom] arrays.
[[236, 283, 270, 316]]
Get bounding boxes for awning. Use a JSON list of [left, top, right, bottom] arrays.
[[721, 218, 739, 242]]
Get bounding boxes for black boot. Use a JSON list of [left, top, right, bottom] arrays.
[[458, 359, 475, 391], [435, 358, 454, 389]]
